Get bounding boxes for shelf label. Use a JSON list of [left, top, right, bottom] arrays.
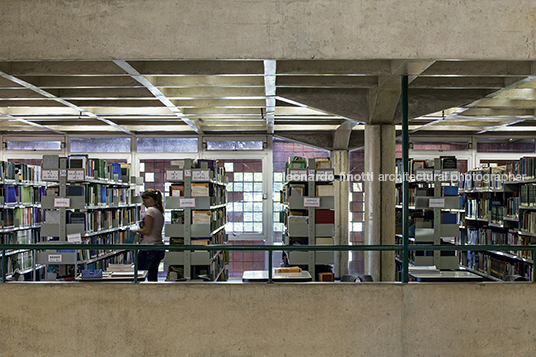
[[166, 170, 184, 181], [288, 170, 307, 181], [48, 254, 62, 263], [60, 169, 67, 177], [42, 169, 59, 181], [316, 169, 334, 181], [179, 198, 196, 208], [54, 197, 71, 208], [67, 233, 82, 243], [184, 170, 191, 177], [415, 169, 433, 181], [192, 170, 210, 181], [67, 169, 85, 181], [429, 198, 445, 208], [303, 197, 321, 207]]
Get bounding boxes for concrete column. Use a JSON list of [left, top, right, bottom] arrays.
[[364, 125, 396, 281], [332, 149, 349, 278]]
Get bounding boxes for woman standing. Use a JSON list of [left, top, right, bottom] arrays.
[[134, 189, 165, 281]]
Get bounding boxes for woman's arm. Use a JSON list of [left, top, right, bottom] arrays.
[[135, 214, 154, 236]]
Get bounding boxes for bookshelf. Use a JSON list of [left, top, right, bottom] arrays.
[[38, 154, 142, 280], [455, 159, 536, 281], [0, 161, 47, 280], [280, 156, 335, 281], [395, 157, 461, 271], [164, 158, 229, 281]]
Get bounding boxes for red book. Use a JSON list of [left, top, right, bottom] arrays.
[[315, 209, 334, 224]]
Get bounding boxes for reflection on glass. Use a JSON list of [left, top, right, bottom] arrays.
[[224, 162, 234, 172], [137, 137, 198, 152], [7, 141, 61, 151], [244, 173, 253, 182], [70, 137, 130, 152]]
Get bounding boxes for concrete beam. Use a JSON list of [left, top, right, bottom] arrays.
[[3, 1, 536, 61], [275, 132, 332, 151], [277, 88, 369, 123]]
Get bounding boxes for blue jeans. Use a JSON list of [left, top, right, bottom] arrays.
[[138, 249, 165, 282]]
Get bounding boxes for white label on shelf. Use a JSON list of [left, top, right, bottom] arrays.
[[179, 198, 196, 208], [54, 197, 71, 208], [67, 169, 85, 181], [429, 198, 445, 208], [303, 197, 321, 207], [288, 170, 307, 181], [60, 169, 67, 177], [166, 170, 184, 181], [48, 254, 62, 263], [316, 169, 334, 181], [184, 170, 191, 177], [415, 169, 433, 181], [67, 233, 82, 243], [42, 169, 59, 181], [192, 170, 210, 181]]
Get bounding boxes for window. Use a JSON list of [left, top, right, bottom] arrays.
[[6, 140, 61, 151], [137, 138, 198, 152], [349, 149, 365, 276], [477, 139, 535, 153], [221, 159, 264, 234], [206, 140, 263, 151], [70, 137, 130, 152]]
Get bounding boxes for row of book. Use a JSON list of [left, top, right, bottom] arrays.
[[465, 198, 489, 219], [2, 228, 41, 245], [43, 155, 132, 182], [0, 162, 42, 182], [464, 227, 516, 245], [0, 185, 46, 205], [169, 159, 227, 183], [395, 156, 457, 178], [460, 166, 505, 190], [465, 251, 532, 281], [169, 182, 228, 201], [0, 207, 42, 228], [280, 183, 334, 203], [44, 207, 138, 233], [519, 211, 536, 234], [505, 156, 536, 179], [519, 184, 536, 206], [43, 183, 134, 206], [283, 157, 331, 180]]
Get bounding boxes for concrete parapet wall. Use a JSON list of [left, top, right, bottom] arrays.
[[0, 282, 534, 356], [1, 0, 535, 61]]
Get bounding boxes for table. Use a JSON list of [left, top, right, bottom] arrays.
[[409, 269, 484, 282], [242, 270, 312, 282]]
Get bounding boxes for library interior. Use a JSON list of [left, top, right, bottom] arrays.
[[2, 1, 536, 356]]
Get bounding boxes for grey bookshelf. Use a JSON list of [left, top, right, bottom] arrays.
[[164, 158, 228, 281], [281, 157, 335, 281]]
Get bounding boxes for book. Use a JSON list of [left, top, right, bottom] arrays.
[[316, 237, 334, 245], [316, 185, 334, 196], [171, 211, 184, 224], [315, 209, 334, 224], [170, 184, 184, 197], [192, 210, 211, 224], [191, 183, 209, 196]]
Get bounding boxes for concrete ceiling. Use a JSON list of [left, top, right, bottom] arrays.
[[0, 59, 534, 150]]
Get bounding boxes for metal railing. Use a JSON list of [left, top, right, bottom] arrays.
[[1, 243, 535, 283]]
